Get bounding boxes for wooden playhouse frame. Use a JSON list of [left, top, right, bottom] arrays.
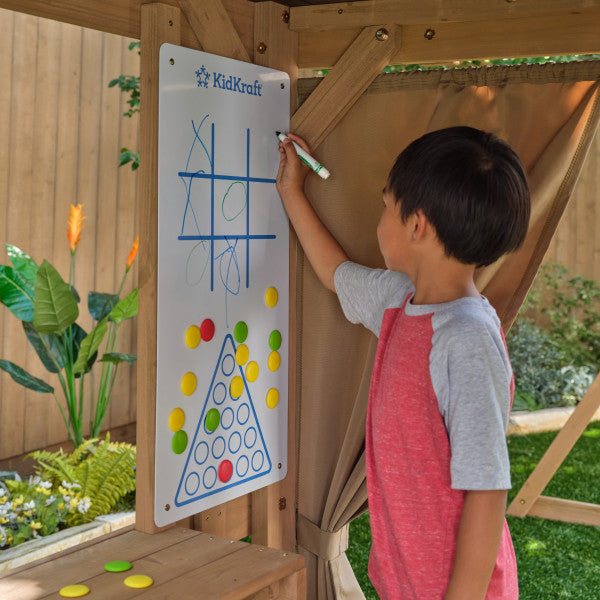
[[1, 1, 600, 598]]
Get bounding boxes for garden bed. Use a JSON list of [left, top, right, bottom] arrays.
[[0, 511, 134, 573]]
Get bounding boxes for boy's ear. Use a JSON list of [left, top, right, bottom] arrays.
[[411, 209, 429, 241]]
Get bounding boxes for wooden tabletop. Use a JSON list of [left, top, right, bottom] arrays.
[[0, 526, 305, 600]]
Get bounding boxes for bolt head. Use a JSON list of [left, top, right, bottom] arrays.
[[375, 28, 389, 42]]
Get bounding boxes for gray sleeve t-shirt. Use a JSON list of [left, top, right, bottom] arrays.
[[334, 261, 512, 490]]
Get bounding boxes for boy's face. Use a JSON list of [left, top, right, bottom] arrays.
[[377, 189, 414, 272]]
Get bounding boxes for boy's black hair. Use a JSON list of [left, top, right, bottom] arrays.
[[386, 126, 530, 267]]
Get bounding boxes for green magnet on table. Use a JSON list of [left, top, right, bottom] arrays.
[[104, 560, 132, 572]]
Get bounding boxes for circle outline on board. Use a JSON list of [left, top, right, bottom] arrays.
[[236, 402, 250, 425], [252, 449, 265, 472], [194, 441, 209, 465], [203, 466, 217, 489], [221, 406, 234, 430], [244, 426, 257, 449], [236, 454, 249, 477], [228, 430, 242, 453], [221, 353, 235, 377], [185, 471, 200, 496], [212, 382, 227, 405], [212, 436, 226, 459]]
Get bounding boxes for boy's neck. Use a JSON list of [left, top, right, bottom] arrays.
[[409, 254, 479, 306]]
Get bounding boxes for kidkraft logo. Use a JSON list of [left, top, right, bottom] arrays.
[[195, 65, 263, 98]]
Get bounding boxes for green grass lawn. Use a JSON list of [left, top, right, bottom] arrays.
[[347, 420, 600, 599]]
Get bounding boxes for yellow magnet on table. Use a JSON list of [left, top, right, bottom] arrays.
[[59, 585, 90, 598], [124, 574, 154, 589]]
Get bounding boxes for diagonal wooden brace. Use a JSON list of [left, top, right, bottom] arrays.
[[291, 24, 400, 149], [177, 0, 250, 62]]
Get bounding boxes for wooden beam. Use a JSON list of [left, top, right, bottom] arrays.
[[0, 0, 254, 56], [290, 0, 600, 31], [136, 2, 182, 534], [298, 11, 600, 70], [292, 24, 400, 149], [251, 0, 299, 553], [526, 496, 600, 528], [507, 371, 600, 518], [177, 0, 250, 62]]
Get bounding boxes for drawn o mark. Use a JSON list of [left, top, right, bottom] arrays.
[[221, 181, 247, 222]]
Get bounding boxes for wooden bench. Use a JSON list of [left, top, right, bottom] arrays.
[[0, 526, 306, 599]]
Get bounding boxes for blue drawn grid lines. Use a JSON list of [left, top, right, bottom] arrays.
[[177, 122, 276, 290]]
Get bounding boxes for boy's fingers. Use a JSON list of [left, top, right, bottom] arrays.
[[286, 133, 311, 154]]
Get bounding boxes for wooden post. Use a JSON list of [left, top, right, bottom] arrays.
[[136, 2, 182, 534], [251, 0, 299, 553]]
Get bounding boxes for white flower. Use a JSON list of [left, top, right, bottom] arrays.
[[61, 481, 80, 490], [38, 480, 53, 489], [77, 497, 91, 514], [45, 495, 56, 506], [23, 500, 35, 511]]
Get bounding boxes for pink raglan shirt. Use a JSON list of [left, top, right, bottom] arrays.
[[335, 262, 518, 600]]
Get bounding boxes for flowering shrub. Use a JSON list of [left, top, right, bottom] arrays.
[[0, 476, 91, 549]]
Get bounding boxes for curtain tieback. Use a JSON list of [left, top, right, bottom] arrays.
[[297, 513, 349, 561]]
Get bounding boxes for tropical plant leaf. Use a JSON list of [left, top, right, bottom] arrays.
[[73, 319, 108, 374], [6, 244, 38, 286], [67, 323, 98, 377], [100, 352, 137, 365], [0, 359, 54, 393], [88, 292, 119, 321], [69, 285, 80, 303], [22, 321, 63, 373], [109, 289, 138, 324], [0, 265, 34, 321], [33, 260, 78, 334]]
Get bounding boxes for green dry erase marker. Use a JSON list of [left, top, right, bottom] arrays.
[[276, 132, 330, 179]]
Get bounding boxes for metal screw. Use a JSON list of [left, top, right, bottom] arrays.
[[165, 503, 170, 511], [375, 28, 389, 42], [279, 497, 287, 511], [424, 28, 436, 40], [338, 8, 343, 14], [278, 462, 282, 469], [257, 41, 267, 54], [169, 58, 174, 65], [282, 11, 290, 23], [168, 19, 173, 26], [280, 83, 285, 89], [520, 499, 526, 505]]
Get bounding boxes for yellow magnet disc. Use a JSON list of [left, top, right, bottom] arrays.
[[181, 372, 197, 396], [265, 286, 278, 308], [59, 585, 90, 598], [124, 574, 154, 589], [185, 325, 201, 348], [235, 344, 249, 365], [245, 361, 259, 383], [266, 388, 279, 409], [230, 375, 244, 399], [169, 407, 185, 432], [267, 351, 280, 372]]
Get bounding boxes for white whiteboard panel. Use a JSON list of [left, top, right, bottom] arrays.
[[155, 44, 290, 527]]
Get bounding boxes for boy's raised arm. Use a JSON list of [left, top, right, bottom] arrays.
[[276, 134, 348, 292]]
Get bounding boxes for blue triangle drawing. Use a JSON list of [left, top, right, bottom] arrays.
[[175, 334, 272, 507]]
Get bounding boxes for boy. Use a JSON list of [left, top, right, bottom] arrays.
[[276, 127, 530, 600]]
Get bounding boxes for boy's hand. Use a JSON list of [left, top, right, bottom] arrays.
[[276, 133, 311, 199]]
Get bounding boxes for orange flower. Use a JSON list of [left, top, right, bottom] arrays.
[[67, 204, 85, 253], [126, 235, 139, 269]]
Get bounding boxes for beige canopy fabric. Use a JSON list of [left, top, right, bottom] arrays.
[[294, 61, 600, 599]]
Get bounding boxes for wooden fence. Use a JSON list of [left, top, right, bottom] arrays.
[[0, 6, 599, 464], [0, 8, 139, 463]]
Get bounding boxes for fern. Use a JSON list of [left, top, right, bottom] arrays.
[[27, 435, 136, 525]]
